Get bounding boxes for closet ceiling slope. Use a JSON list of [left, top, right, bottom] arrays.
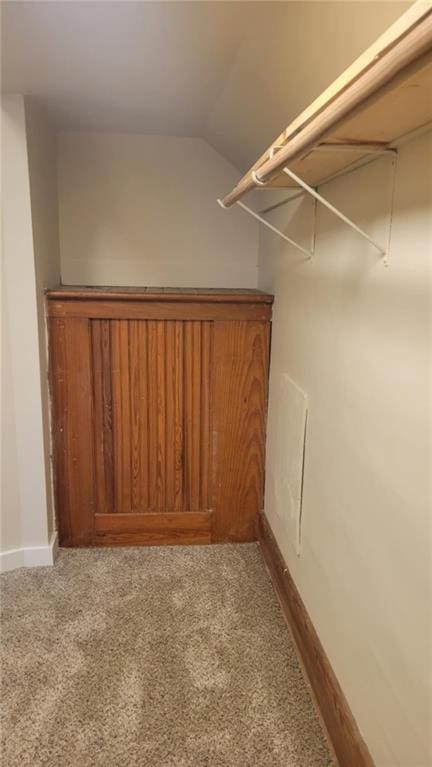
[[221, 0, 432, 207]]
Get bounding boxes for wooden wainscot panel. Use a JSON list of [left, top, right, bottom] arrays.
[[47, 289, 273, 546], [47, 287, 274, 304], [212, 321, 270, 541], [49, 317, 95, 545], [47, 299, 272, 322], [94, 512, 212, 546]]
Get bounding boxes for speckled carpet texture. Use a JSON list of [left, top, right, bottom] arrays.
[[1, 544, 335, 767]]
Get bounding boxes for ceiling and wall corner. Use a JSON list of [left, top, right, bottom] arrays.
[[1, 1, 410, 171], [1, 0, 410, 290], [204, 0, 412, 172]]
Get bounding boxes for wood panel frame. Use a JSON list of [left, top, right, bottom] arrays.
[[49, 317, 96, 545], [212, 321, 270, 541], [47, 287, 274, 304], [47, 299, 272, 322], [95, 511, 211, 546], [47, 289, 273, 547]]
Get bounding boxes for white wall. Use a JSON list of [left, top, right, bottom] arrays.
[[258, 132, 432, 767], [25, 99, 61, 540], [1, 95, 56, 567], [58, 132, 258, 288]]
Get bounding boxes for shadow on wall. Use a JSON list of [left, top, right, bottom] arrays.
[[260, 148, 430, 279], [57, 133, 259, 288]]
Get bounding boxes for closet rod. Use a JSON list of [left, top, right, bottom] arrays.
[[220, 10, 432, 208]]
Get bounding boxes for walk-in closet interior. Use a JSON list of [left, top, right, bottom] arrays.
[[2, 2, 431, 766]]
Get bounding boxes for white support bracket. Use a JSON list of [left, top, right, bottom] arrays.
[[282, 167, 389, 260], [218, 147, 398, 265], [217, 198, 313, 259]]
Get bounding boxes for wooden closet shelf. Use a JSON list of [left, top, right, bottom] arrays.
[[221, 1, 432, 205]]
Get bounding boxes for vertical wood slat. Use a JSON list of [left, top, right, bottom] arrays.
[[111, 320, 132, 513], [147, 321, 167, 511], [91, 320, 114, 515], [165, 321, 184, 511], [147, 321, 158, 511], [49, 317, 95, 545], [175, 322, 185, 510], [93, 318, 214, 515], [183, 321, 202, 511], [183, 321, 192, 511], [200, 321, 213, 511], [212, 321, 270, 541], [191, 322, 202, 511], [130, 320, 149, 512], [156, 321, 166, 511]]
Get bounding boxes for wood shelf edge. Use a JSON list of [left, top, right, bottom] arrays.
[[46, 287, 274, 304]]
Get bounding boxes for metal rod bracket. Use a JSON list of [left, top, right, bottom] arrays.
[[218, 151, 398, 265], [282, 166, 389, 259], [217, 198, 313, 259]]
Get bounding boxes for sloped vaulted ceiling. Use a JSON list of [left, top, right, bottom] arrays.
[[1, 1, 409, 172]]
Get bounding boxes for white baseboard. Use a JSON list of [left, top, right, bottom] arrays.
[[0, 532, 58, 573]]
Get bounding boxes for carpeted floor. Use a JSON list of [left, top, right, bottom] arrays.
[[1, 544, 335, 767]]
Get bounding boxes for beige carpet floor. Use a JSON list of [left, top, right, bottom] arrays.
[[1, 544, 335, 767]]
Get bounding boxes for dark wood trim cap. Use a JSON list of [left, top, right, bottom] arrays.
[[257, 513, 375, 767], [46, 286, 274, 304]]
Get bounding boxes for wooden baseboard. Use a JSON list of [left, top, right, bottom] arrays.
[[257, 513, 374, 767]]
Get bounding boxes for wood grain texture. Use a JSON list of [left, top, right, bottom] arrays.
[[145, 321, 164, 510], [90, 318, 214, 518], [200, 320, 213, 511], [111, 320, 132, 513], [48, 291, 273, 546], [94, 512, 211, 546], [221, 8, 432, 204], [47, 299, 272, 322], [257, 513, 375, 767], [91, 320, 114, 515], [49, 317, 95, 545], [184, 321, 200, 511], [165, 321, 183, 511], [47, 287, 274, 303], [212, 321, 270, 542], [130, 320, 149, 511]]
